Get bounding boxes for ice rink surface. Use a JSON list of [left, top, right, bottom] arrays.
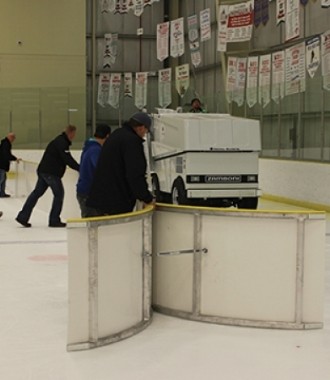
[[0, 197, 329, 380]]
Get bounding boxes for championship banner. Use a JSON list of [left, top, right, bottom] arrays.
[[306, 37, 320, 78], [246, 56, 259, 108], [217, 5, 229, 52], [285, 0, 300, 41], [276, 0, 286, 25], [285, 43, 306, 95], [254, 0, 262, 27], [321, 30, 330, 91], [157, 22, 169, 62], [271, 51, 285, 103], [158, 68, 172, 108], [175, 64, 190, 98], [321, 0, 330, 7], [234, 58, 247, 107], [200, 8, 211, 42], [226, 0, 254, 43], [124, 72, 133, 97], [258, 54, 271, 107], [108, 73, 121, 109], [103, 33, 118, 69], [97, 73, 110, 107], [170, 18, 185, 58], [187, 15, 201, 67], [134, 0, 144, 16], [101, 0, 116, 13], [226, 57, 237, 104], [261, 0, 269, 25], [135, 72, 148, 110]]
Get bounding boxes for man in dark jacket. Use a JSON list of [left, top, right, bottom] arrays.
[[16, 125, 80, 228], [0, 132, 19, 197], [86, 112, 154, 216], [76, 123, 111, 217]]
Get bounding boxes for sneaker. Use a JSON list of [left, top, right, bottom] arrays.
[[49, 221, 66, 228], [15, 217, 32, 228], [0, 194, 10, 198], [0, 211, 3, 218]]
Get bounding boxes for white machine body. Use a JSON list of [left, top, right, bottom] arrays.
[[150, 112, 262, 208]]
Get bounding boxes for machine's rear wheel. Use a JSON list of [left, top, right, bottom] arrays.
[[171, 178, 187, 205], [151, 173, 163, 202], [237, 197, 258, 210]]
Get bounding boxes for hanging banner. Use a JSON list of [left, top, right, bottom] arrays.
[[135, 72, 148, 110], [321, 30, 330, 91], [103, 33, 118, 69], [157, 22, 169, 62], [300, 0, 309, 5], [226, 57, 237, 104], [285, 43, 306, 95], [200, 8, 211, 42], [234, 57, 247, 106], [170, 18, 185, 58], [259, 54, 271, 107], [276, 0, 286, 25], [97, 73, 110, 107], [175, 64, 190, 98], [262, 0, 269, 25], [124, 72, 133, 97], [271, 51, 285, 103], [101, 0, 116, 13], [158, 68, 172, 108], [321, 0, 330, 7], [254, 0, 262, 27], [306, 37, 320, 78], [226, 0, 254, 43], [187, 15, 201, 67], [108, 73, 121, 109], [217, 5, 229, 52], [134, 0, 144, 16], [246, 56, 259, 108], [285, 0, 300, 41]]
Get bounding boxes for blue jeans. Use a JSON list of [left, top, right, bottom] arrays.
[[0, 169, 7, 196], [17, 173, 64, 224]]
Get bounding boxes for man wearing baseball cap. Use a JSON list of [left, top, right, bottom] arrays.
[[86, 112, 154, 216]]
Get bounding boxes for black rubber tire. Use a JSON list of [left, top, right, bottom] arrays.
[[151, 173, 163, 202], [237, 197, 258, 210], [171, 178, 187, 205]]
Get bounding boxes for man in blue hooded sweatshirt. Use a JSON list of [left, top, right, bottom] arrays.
[[76, 123, 111, 217]]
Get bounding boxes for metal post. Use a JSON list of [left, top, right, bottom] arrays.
[[192, 212, 202, 317], [88, 225, 99, 345], [295, 216, 305, 325]]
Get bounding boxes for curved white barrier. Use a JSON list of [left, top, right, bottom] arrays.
[[152, 204, 325, 329], [67, 207, 153, 351]]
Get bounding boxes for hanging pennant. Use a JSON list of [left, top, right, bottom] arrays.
[[101, 0, 116, 13], [261, 0, 269, 25], [246, 56, 259, 108], [124, 73, 133, 97], [170, 18, 185, 58], [259, 54, 271, 107], [226, 0, 254, 43], [300, 0, 309, 5], [226, 57, 237, 104], [103, 33, 118, 69], [276, 0, 285, 25], [134, 0, 144, 16], [285, 43, 306, 95], [158, 68, 172, 108], [254, 0, 262, 27], [157, 22, 169, 62], [200, 8, 211, 42], [187, 15, 201, 67], [97, 73, 111, 107], [285, 0, 300, 41], [175, 64, 190, 98], [321, 30, 330, 91], [217, 5, 229, 52], [135, 72, 148, 110], [108, 73, 121, 109], [234, 58, 247, 107], [321, 0, 330, 7], [306, 37, 320, 78], [271, 51, 285, 103]]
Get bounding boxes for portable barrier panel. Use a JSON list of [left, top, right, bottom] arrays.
[[152, 204, 325, 329], [66, 207, 153, 351]]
